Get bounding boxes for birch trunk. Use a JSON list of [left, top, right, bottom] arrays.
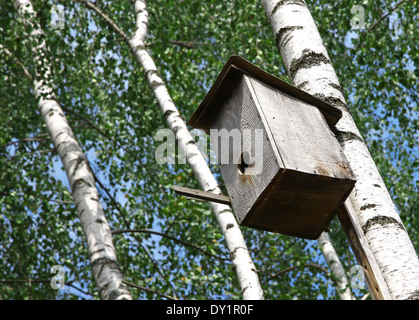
[[129, 0, 264, 299], [262, 0, 419, 300], [13, 0, 132, 300], [317, 233, 354, 299]]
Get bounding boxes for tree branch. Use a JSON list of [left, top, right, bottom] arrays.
[[261, 263, 332, 284], [74, 0, 265, 299], [122, 280, 178, 300], [113, 228, 230, 261], [0, 43, 33, 81], [72, 0, 130, 44], [59, 104, 166, 196], [366, 0, 411, 33], [353, 0, 413, 53], [0, 279, 97, 298], [1, 137, 47, 149], [90, 171, 179, 297]]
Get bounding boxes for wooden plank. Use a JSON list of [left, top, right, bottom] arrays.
[[248, 76, 355, 181], [188, 56, 342, 132], [337, 199, 392, 300], [172, 185, 231, 205], [209, 76, 282, 224]]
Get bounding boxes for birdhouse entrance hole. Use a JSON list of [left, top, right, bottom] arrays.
[[238, 151, 254, 175], [188, 56, 356, 239]]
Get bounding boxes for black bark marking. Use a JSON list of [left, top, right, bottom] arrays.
[[172, 125, 181, 135], [329, 82, 345, 95], [73, 155, 86, 176], [337, 131, 364, 144], [163, 109, 176, 119], [289, 49, 331, 80], [362, 216, 405, 234], [186, 139, 196, 146], [72, 178, 93, 192], [218, 209, 232, 215], [271, 0, 307, 17], [312, 92, 346, 109], [275, 26, 303, 48], [132, 43, 146, 52], [360, 203, 376, 211], [146, 69, 161, 79], [150, 80, 164, 90]]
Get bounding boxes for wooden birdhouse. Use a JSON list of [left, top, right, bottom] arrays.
[[188, 56, 356, 239]]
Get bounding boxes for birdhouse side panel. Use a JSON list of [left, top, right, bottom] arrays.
[[248, 77, 354, 181], [243, 168, 355, 239], [210, 76, 283, 224]]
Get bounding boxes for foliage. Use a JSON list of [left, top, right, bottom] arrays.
[[0, 0, 417, 299]]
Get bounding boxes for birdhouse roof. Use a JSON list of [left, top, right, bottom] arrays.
[[188, 55, 342, 133]]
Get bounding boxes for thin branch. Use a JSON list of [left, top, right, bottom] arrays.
[[0, 279, 96, 297], [353, 0, 413, 53], [0, 137, 47, 149], [59, 104, 166, 196], [4, 192, 74, 206], [0, 279, 49, 284], [261, 263, 331, 284], [366, 0, 411, 33], [122, 280, 178, 300], [2, 137, 40, 148], [168, 39, 208, 49], [0, 43, 33, 81], [5, 147, 55, 160], [113, 228, 230, 261], [72, 0, 130, 43], [74, 0, 264, 299], [91, 171, 179, 297]]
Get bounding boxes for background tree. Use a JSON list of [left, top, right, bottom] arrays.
[[262, 0, 419, 299], [7, 0, 132, 300], [0, 0, 417, 300]]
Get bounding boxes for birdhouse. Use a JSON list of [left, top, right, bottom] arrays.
[[188, 56, 356, 239]]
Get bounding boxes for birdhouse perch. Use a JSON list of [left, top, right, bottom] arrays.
[[189, 56, 356, 239]]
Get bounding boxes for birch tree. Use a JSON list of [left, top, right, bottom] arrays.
[[128, 0, 264, 300], [11, 0, 131, 300], [75, 0, 264, 300], [261, 0, 419, 300], [317, 233, 353, 299], [1, 0, 417, 300]]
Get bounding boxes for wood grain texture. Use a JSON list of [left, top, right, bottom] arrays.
[[338, 200, 392, 300], [244, 169, 354, 239], [172, 185, 231, 205], [188, 56, 342, 131], [206, 73, 355, 239], [248, 77, 355, 180], [211, 75, 282, 224]]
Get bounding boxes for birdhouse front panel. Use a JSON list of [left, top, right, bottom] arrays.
[[189, 56, 356, 239], [210, 75, 283, 226]]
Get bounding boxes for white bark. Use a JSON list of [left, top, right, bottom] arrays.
[[262, 0, 419, 300], [129, 0, 264, 299], [317, 233, 354, 300], [13, 0, 131, 300]]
